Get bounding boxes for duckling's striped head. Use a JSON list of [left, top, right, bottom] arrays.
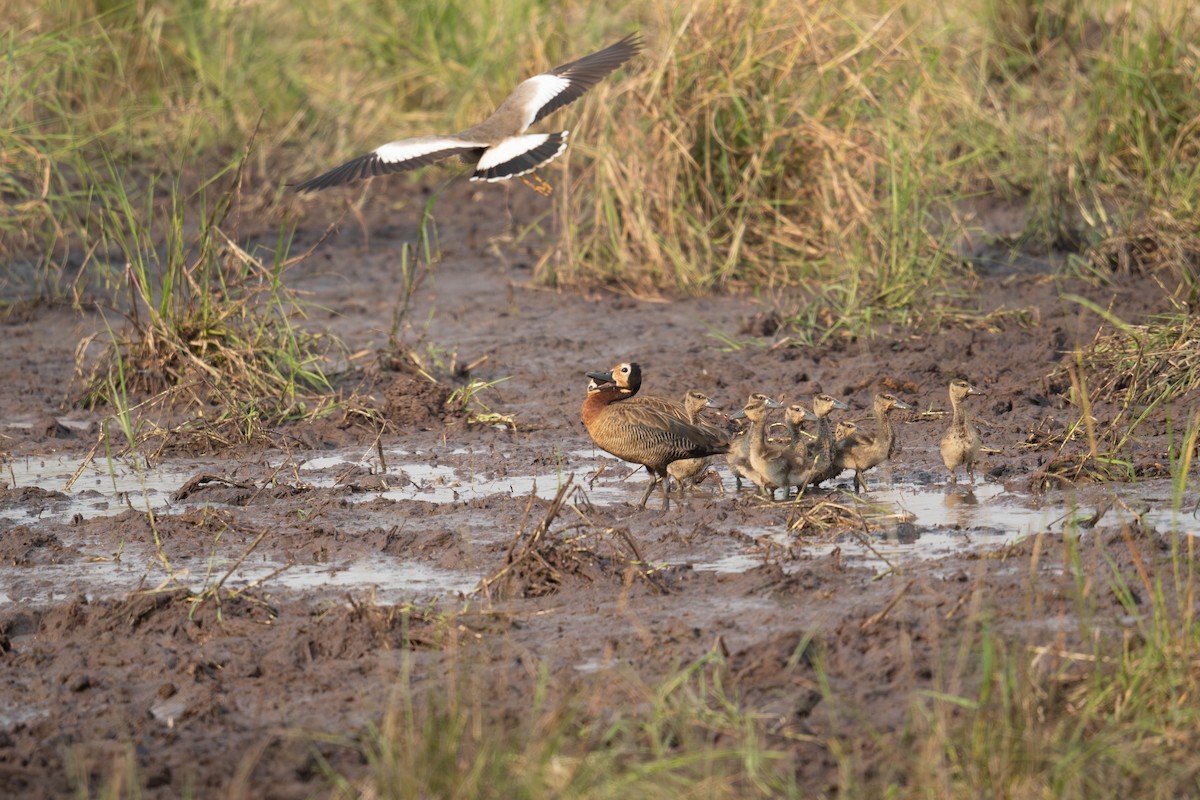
[[733, 394, 783, 422], [683, 390, 721, 415], [949, 379, 984, 401], [813, 393, 849, 417], [785, 403, 819, 425], [877, 393, 915, 412]]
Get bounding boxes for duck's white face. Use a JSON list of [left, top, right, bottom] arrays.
[[611, 363, 635, 387]]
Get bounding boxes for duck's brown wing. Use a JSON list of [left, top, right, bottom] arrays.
[[590, 403, 728, 468]]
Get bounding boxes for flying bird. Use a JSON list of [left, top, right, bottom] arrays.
[[296, 33, 642, 192]]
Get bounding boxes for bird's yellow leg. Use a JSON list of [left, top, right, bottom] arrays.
[[520, 172, 553, 196]]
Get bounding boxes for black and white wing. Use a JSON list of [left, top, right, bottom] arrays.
[[296, 136, 485, 192], [471, 132, 569, 182]]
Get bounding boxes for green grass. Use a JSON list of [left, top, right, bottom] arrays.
[[844, 523, 1200, 797], [544, 0, 1200, 331], [76, 148, 339, 450], [6, 0, 1199, 328], [317, 650, 798, 799]]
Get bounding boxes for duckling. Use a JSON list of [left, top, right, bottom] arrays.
[[737, 396, 817, 500], [582, 365, 729, 510], [940, 379, 985, 484], [668, 391, 724, 490], [833, 392, 914, 493], [782, 403, 815, 448], [807, 393, 850, 487], [777, 403, 822, 498], [726, 392, 775, 490], [833, 419, 859, 441]]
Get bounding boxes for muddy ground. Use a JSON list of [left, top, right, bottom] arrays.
[[1, 182, 1196, 797]]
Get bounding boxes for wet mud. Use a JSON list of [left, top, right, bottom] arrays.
[[1, 182, 1197, 796]]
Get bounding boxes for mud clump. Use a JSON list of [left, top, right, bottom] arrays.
[[379, 373, 456, 428], [0, 528, 78, 565]]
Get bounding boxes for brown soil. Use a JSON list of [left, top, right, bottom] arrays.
[[0, 181, 1196, 797]]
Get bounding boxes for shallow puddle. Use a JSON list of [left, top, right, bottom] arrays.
[[2, 448, 1196, 599], [0, 453, 200, 523], [0, 447, 630, 526], [295, 448, 632, 507], [2, 550, 478, 606], [693, 478, 1198, 573]]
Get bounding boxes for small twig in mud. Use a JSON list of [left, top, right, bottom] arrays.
[[863, 545, 898, 580], [477, 475, 669, 600], [1116, 514, 1154, 604], [1077, 499, 1113, 529], [211, 529, 269, 595], [375, 431, 387, 473], [860, 579, 914, 632], [478, 476, 575, 601], [711, 634, 730, 659], [63, 433, 104, 493], [245, 459, 299, 507], [610, 527, 667, 595], [189, 526, 287, 619], [172, 473, 256, 502], [227, 557, 295, 599], [943, 591, 971, 621], [505, 487, 542, 565], [614, 527, 647, 567]]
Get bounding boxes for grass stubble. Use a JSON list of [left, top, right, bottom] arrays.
[[4, 0, 1200, 796]]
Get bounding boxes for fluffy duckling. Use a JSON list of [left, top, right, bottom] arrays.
[[833, 392, 914, 493], [782, 403, 815, 447], [668, 391, 724, 489], [833, 420, 859, 441], [726, 392, 775, 490], [737, 396, 816, 500], [582, 364, 728, 510], [806, 393, 850, 487], [940, 379, 985, 484]]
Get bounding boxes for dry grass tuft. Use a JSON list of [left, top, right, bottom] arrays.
[[73, 147, 342, 451], [476, 477, 669, 600], [550, 0, 962, 305]]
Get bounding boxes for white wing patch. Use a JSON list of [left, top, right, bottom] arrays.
[[512, 75, 571, 129], [374, 136, 484, 163], [471, 132, 569, 182], [474, 134, 557, 172]]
